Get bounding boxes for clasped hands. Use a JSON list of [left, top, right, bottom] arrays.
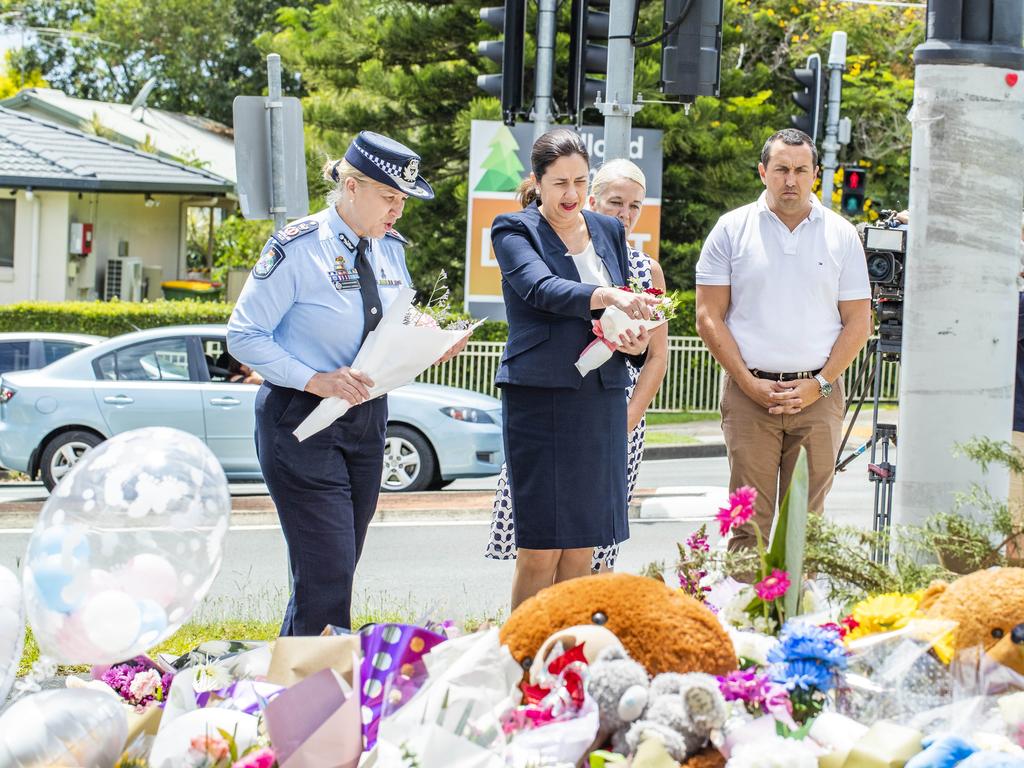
[[744, 376, 820, 415]]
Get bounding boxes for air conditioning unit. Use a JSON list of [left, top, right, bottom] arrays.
[[105, 257, 144, 301]]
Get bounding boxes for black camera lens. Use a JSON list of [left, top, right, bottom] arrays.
[[867, 253, 895, 283]]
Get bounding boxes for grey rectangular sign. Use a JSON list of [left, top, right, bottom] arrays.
[[232, 95, 309, 220]]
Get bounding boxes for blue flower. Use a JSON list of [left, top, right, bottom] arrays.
[[768, 621, 848, 670], [772, 658, 836, 692]]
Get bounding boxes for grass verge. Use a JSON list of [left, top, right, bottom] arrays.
[[645, 411, 717, 426]]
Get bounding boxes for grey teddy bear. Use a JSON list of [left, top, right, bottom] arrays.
[[624, 671, 728, 762], [587, 645, 652, 753]]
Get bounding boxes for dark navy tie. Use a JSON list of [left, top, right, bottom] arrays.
[[356, 238, 383, 341]]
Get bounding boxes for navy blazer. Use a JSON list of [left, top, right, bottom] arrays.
[[492, 203, 640, 390]]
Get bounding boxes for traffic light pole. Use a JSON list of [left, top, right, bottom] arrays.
[[892, 0, 1024, 534], [600, 0, 641, 161], [819, 32, 846, 210], [532, 0, 557, 141]]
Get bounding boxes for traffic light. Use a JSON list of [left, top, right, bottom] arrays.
[[840, 166, 868, 215], [659, 0, 724, 101], [790, 53, 825, 143], [477, 0, 527, 126], [568, 0, 609, 125]]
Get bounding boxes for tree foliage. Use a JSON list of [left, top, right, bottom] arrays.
[[4, 0, 924, 296], [0, 0, 312, 124]]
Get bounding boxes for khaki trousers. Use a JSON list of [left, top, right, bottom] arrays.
[[1008, 430, 1024, 558], [721, 374, 846, 551]]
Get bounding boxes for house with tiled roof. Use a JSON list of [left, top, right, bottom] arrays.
[[0, 106, 233, 304]]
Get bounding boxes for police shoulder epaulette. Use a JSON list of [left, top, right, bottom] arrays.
[[384, 228, 408, 245], [271, 219, 319, 246]]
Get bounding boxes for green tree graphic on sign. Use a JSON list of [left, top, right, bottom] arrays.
[[475, 125, 525, 193]]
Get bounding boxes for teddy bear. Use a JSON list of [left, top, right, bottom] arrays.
[[624, 672, 728, 762], [500, 572, 737, 678], [919, 567, 1024, 679], [587, 644, 652, 752], [500, 572, 736, 768]]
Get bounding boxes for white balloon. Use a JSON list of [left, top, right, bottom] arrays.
[[0, 688, 127, 766], [22, 427, 231, 664], [120, 553, 179, 606], [80, 590, 141, 657], [0, 564, 22, 705]]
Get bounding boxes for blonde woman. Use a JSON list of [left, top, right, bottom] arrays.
[[485, 157, 669, 576]]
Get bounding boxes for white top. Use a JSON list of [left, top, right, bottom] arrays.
[[569, 240, 611, 287], [695, 192, 871, 372]]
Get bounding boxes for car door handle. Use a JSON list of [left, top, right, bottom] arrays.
[[209, 397, 240, 407], [103, 395, 134, 405]]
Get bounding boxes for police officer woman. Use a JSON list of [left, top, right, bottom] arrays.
[[228, 131, 457, 635]]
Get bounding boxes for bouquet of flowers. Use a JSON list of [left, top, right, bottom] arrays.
[[101, 660, 175, 709], [574, 280, 684, 377], [295, 273, 482, 441]]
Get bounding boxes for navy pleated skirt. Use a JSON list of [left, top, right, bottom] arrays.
[[501, 375, 629, 550]]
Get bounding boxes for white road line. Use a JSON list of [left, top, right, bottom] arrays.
[[0, 517, 699, 535]]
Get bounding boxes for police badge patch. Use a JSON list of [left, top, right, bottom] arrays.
[[253, 241, 286, 279]]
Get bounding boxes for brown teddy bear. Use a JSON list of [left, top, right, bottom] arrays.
[[919, 566, 1024, 676], [500, 573, 736, 768]]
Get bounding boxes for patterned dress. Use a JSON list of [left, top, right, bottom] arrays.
[[485, 248, 654, 569]]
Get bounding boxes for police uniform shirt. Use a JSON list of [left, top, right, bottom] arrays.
[[227, 205, 414, 391]]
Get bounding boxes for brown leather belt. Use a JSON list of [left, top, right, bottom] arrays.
[[749, 368, 822, 382]]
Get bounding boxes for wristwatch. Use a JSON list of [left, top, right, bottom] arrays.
[[814, 374, 833, 398]]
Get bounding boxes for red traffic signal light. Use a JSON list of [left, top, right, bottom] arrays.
[[840, 165, 868, 215]]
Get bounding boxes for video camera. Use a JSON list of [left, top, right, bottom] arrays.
[[860, 209, 906, 355]]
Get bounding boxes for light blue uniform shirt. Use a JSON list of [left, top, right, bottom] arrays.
[[227, 205, 414, 391]]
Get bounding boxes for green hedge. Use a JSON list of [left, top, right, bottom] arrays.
[[0, 300, 235, 337], [0, 293, 697, 341]]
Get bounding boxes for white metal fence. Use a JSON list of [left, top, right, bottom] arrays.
[[417, 337, 901, 412]]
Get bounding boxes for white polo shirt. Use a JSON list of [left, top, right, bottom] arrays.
[[695, 192, 870, 373]]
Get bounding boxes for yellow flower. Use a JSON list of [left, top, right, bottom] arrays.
[[790, 5, 799, 12], [791, 35, 800, 42], [846, 592, 922, 641], [710, 120, 721, 127], [765, 7, 775, 15]]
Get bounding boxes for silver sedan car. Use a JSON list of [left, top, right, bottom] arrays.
[[0, 325, 503, 492]]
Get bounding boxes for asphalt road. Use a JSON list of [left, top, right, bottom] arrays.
[[0, 455, 881, 622]]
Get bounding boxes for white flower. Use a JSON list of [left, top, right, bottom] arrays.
[[719, 585, 756, 629], [750, 615, 778, 635], [727, 737, 818, 768], [728, 627, 779, 666], [999, 691, 1024, 726], [191, 660, 232, 692]]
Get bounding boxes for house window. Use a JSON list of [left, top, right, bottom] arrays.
[[0, 200, 13, 269]]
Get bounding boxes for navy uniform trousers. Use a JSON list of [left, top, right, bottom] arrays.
[[255, 382, 387, 635]]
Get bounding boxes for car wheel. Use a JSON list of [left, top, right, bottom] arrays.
[[381, 426, 436, 493], [40, 430, 102, 491]]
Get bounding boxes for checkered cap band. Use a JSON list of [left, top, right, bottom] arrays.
[[351, 143, 416, 190]]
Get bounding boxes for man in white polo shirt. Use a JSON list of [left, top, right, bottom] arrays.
[[695, 128, 872, 552]]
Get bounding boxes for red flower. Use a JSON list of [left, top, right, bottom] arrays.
[[644, 287, 664, 296]]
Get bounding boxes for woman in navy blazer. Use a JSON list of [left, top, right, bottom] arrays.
[[491, 129, 662, 609]]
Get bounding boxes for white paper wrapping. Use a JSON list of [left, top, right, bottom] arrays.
[[574, 305, 666, 377], [294, 288, 482, 441]]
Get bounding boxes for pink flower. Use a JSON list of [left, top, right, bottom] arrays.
[[190, 733, 231, 762], [762, 682, 797, 729], [754, 569, 791, 602], [128, 669, 161, 702], [716, 486, 757, 536], [232, 747, 276, 768]]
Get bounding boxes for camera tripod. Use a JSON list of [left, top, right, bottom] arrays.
[[835, 336, 900, 562]]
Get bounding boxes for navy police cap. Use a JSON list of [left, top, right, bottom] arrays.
[[342, 131, 434, 200]]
